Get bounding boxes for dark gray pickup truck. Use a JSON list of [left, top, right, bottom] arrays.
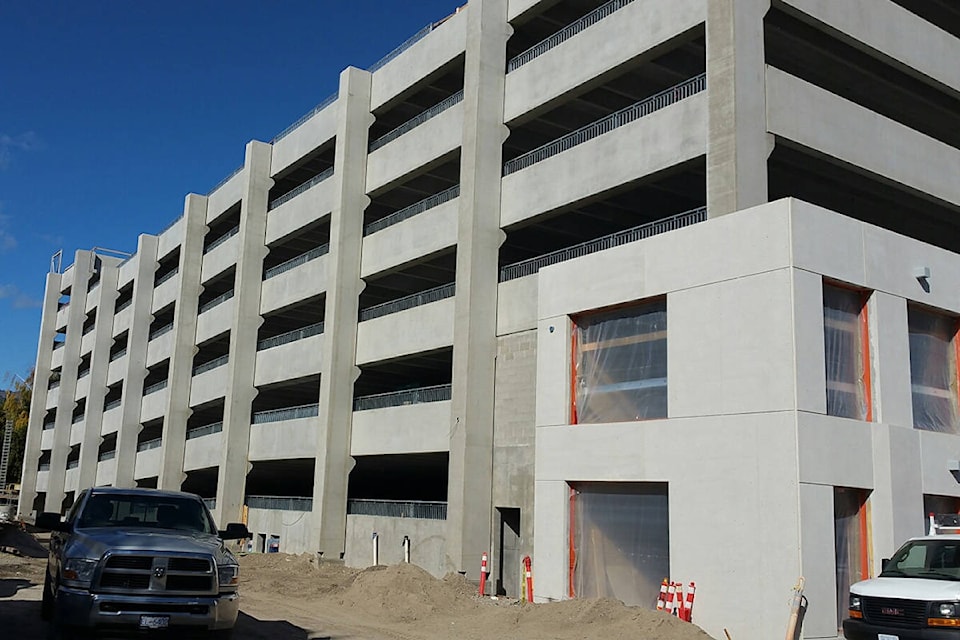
[[36, 486, 248, 639]]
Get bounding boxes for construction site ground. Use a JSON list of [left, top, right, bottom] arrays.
[[0, 526, 712, 639]]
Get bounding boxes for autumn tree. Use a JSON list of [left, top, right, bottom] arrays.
[[2, 370, 32, 486]]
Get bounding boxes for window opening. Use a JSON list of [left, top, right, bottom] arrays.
[[908, 307, 960, 433], [823, 284, 872, 420], [834, 487, 870, 629]]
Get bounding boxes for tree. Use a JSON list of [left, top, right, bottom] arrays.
[[2, 370, 32, 486]]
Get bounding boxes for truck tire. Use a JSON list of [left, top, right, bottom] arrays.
[[40, 571, 54, 621]]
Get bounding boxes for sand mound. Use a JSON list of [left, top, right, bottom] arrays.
[[0, 524, 47, 558]]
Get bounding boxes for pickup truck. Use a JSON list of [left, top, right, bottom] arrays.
[[36, 486, 249, 639], [843, 515, 960, 640]]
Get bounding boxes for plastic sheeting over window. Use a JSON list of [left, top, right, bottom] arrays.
[[908, 307, 959, 433], [574, 301, 666, 423], [571, 482, 669, 608], [823, 285, 869, 420], [834, 487, 869, 629]]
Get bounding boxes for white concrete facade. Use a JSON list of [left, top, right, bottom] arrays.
[[19, 2, 960, 639]]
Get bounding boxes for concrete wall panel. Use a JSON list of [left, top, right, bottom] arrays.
[[101, 408, 121, 436], [344, 514, 448, 576], [151, 274, 179, 312], [156, 217, 184, 260], [134, 447, 161, 480], [183, 434, 222, 472], [355, 297, 455, 365], [496, 276, 538, 335], [246, 507, 315, 556], [139, 388, 168, 423], [188, 366, 229, 408], [350, 401, 451, 456], [96, 458, 117, 486], [264, 180, 335, 246], [254, 334, 324, 388], [200, 235, 240, 284], [145, 330, 174, 368], [248, 418, 319, 461], [206, 171, 244, 223], [271, 104, 338, 178], [195, 298, 235, 345], [797, 412, 873, 487], [360, 200, 458, 279], [259, 256, 328, 315]]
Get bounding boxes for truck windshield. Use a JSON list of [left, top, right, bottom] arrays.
[[77, 494, 217, 534], [881, 540, 960, 580]]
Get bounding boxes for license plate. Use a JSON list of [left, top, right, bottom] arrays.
[[139, 615, 170, 629], [878, 635, 898, 640]]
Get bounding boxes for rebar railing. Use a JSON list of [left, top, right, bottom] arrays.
[[353, 384, 452, 411], [368, 23, 435, 72], [187, 422, 223, 440], [507, 0, 634, 71], [368, 90, 464, 152], [207, 165, 243, 196], [66, 459, 79, 470], [115, 298, 133, 313], [48, 380, 60, 390], [347, 499, 447, 520], [149, 323, 174, 341], [359, 282, 455, 322], [104, 399, 122, 411], [257, 322, 324, 351], [246, 495, 313, 511], [364, 185, 460, 236], [143, 380, 168, 396], [198, 290, 234, 314], [98, 450, 116, 461], [251, 403, 319, 425], [193, 354, 229, 376], [267, 168, 334, 211], [77, 368, 90, 379], [42, 422, 56, 431], [53, 341, 66, 351], [137, 438, 162, 452], [503, 73, 706, 176], [109, 348, 127, 362], [271, 92, 338, 143], [263, 244, 329, 280], [71, 413, 84, 424], [203, 225, 239, 254], [499, 207, 708, 282], [82, 323, 95, 336], [158, 213, 184, 235], [155, 267, 179, 287]]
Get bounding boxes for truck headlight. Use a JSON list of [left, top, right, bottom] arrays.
[[848, 594, 862, 619], [939, 603, 958, 617], [218, 564, 240, 588], [62, 558, 98, 588], [929, 602, 960, 627]]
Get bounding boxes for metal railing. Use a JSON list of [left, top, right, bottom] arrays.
[[143, 379, 168, 396], [252, 403, 319, 425], [66, 459, 79, 470], [347, 499, 447, 520], [187, 422, 223, 440], [115, 298, 133, 313], [198, 290, 234, 314], [359, 282, 455, 322], [368, 90, 464, 152], [271, 91, 338, 143], [267, 167, 334, 211], [353, 384, 452, 411], [158, 213, 184, 235], [77, 368, 90, 379], [364, 185, 460, 236], [207, 165, 243, 196], [193, 354, 229, 376], [88, 279, 100, 292], [48, 380, 60, 390], [149, 323, 174, 340], [203, 225, 239, 254], [137, 438, 162, 452], [369, 22, 435, 73], [104, 398, 122, 411], [43, 421, 56, 430], [508, 0, 634, 71], [503, 73, 706, 176], [52, 340, 66, 351], [82, 323, 95, 335], [71, 413, 84, 424], [498, 207, 707, 282], [263, 244, 329, 280], [257, 322, 324, 351], [109, 348, 127, 362], [202, 498, 217, 510], [155, 267, 179, 287], [39, 463, 51, 471], [246, 495, 313, 511], [98, 450, 116, 461]]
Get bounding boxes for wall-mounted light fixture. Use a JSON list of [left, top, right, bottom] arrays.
[[914, 266, 931, 293]]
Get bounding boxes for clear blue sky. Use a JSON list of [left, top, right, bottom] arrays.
[[0, 0, 460, 382]]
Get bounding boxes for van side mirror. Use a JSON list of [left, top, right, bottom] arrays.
[[36, 512, 70, 532], [219, 523, 249, 540]]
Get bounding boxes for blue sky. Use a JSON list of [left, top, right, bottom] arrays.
[[0, 0, 459, 382]]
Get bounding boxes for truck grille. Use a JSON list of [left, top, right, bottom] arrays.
[[862, 597, 927, 629], [96, 554, 215, 595]]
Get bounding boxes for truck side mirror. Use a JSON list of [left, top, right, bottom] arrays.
[[219, 523, 249, 540], [36, 512, 70, 532], [881, 558, 890, 570]]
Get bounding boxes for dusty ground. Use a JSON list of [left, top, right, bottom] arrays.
[[0, 527, 713, 640]]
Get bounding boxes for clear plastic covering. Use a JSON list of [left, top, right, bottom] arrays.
[[834, 487, 868, 628], [908, 307, 959, 433], [823, 286, 868, 419], [574, 301, 667, 424], [571, 483, 669, 607]]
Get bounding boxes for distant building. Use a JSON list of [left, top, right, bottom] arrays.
[[19, 1, 960, 638]]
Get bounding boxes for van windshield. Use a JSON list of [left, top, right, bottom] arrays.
[[77, 494, 216, 535], [881, 540, 960, 580]]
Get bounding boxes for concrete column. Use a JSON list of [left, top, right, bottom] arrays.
[[706, 0, 772, 216], [18, 271, 62, 517], [45, 250, 93, 510], [215, 141, 273, 525], [159, 194, 208, 490], [869, 291, 912, 428], [445, 0, 510, 576], [114, 236, 160, 487], [311, 67, 372, 557], [76, 257, 122, 490]]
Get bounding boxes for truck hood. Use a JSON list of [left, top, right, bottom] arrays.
[[65, 528, 232, 563], [851, 577, 960, 600]]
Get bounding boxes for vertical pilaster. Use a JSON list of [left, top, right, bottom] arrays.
[[159, 194, 208, 490], [311, 67, 372, 557], [45, 250, 93, 510], [215, 141, 272, 525], [76, 257, 121, 490], [18, 271, 62, 516], [114, 236, 160, 486], [706, 0, 771, 216], [446, 0, 510, 576]]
